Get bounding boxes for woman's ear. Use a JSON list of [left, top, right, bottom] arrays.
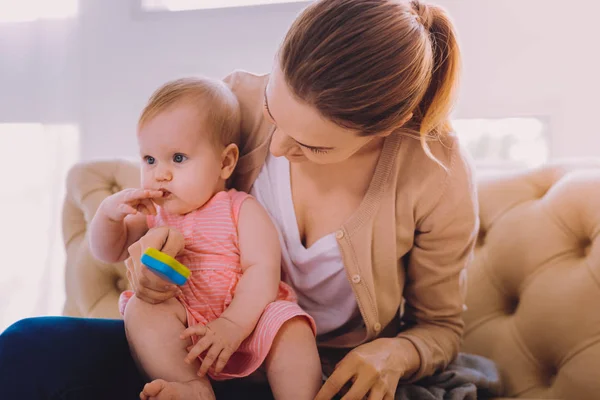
[[220, 143, 239, 180], [376, 113, 414, 138], [400, 112, 413, 127]]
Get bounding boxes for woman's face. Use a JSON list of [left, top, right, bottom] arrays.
[[264, 65, 378, 164]]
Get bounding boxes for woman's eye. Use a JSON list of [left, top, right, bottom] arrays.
[[173, 154, 187, 163], [309, 148, 329, 155], [144, 156, 155, 165]]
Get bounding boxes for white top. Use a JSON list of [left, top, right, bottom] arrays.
[[251, 153, 359, 335]]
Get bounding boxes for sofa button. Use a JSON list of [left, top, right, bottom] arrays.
[[374, 322, 382, 332], [352, 274, 361, 284], [335, 230, 344, 239]]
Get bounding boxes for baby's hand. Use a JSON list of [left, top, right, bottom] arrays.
[[100, 188, 163, 222], [181, 317, 247, 377]]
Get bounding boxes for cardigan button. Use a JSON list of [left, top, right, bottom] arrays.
[[351, 274, 361, 284], [373, 322, 382, 332], [335, 230, 344, 239]]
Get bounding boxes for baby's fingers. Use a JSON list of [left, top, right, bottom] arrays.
[[184, 335, 211, 364], [181, 325, 207, 340], [213, 347, 235, 375], [136, 199, 156, 216], [136, 203, 151, 216], [198, 345, 223, 378], [119, 203, 138, 216], [140, 199, 157, 215], [124, 188, 163, 203]]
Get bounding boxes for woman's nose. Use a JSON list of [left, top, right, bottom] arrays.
[[269, 128, 295, 157]]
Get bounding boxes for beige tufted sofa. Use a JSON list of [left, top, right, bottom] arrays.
[[62, 159, 600, 399]]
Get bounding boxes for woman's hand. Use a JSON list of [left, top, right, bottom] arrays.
[[316, 338, 418, 400], [125, 226, 186, 304]]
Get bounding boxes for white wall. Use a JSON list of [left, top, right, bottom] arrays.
[[447, 0, 600, 158], [79, 0, 307, 160], [1, 0, 599, 160], [0, 19, 79, 124]]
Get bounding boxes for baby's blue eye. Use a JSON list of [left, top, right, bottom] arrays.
[[144, 156, 155, 165], [173, 153, 187, 163]]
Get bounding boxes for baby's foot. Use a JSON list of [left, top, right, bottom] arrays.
[[140, 378, 215, 400]]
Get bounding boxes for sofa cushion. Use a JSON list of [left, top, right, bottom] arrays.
[[463, 162, 600, 399]]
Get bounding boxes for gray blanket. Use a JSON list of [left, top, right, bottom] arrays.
[[395, 353, 503, 400], [214, 353, 502, 399]]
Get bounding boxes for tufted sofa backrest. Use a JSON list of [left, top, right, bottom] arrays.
[[62, 160, 139, 318], [462, 162, 600, 399]]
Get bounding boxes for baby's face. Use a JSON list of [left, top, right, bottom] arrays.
[[138, 104, 223, 215]]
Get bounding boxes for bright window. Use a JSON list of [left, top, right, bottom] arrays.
[[142, 0, 307, 11], [0, 124, 79, 331], [0, 0, 78, 23], [453, 117, 549, 169]]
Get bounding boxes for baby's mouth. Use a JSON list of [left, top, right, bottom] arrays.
[[159, 189, 172, 198]]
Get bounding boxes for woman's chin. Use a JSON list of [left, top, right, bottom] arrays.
[[285, 154, 308, 163]]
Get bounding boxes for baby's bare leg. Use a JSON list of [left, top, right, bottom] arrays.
[[124, 296, 215, 400], [264, 317, 322, 400]]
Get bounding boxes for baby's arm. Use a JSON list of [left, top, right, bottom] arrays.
[[220, 197, 281, 337], [89, 188, 163, 263]]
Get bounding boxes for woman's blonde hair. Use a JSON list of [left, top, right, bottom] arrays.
[[279, 0, 461, 165]]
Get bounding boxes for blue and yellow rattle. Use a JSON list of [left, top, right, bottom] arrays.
[[141, 247, 191, 286]]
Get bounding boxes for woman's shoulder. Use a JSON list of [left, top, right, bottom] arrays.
[[394, 133, 477, 220], [222, 70, 271, 150], [223, 70, 269, 92], [222, 70, 273, 192]]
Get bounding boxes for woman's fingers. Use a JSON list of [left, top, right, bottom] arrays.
[[315, 359, 355, 400], [129, 240, 176, 289], [160, 228, 185, 257], [125, 233, 184, 303], [125, 250, 179, 303], [132, 226, 169, 255], [135, 285, 179, 304], [135, 226, 184, 257], [366, 383, 388, 400], [137, 266, 176, 292], [341, 373, 377, 400], [125, 264, 135, 292]]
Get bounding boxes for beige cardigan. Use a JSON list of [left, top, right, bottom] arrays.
[[224, 70, 479, 380]]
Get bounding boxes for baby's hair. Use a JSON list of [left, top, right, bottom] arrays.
[[139, 77, 241, 147]]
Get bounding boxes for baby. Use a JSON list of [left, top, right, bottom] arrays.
[[89, 77, 322, 400]]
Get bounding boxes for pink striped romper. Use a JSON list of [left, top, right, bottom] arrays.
[[119, 189, 315, 380]]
